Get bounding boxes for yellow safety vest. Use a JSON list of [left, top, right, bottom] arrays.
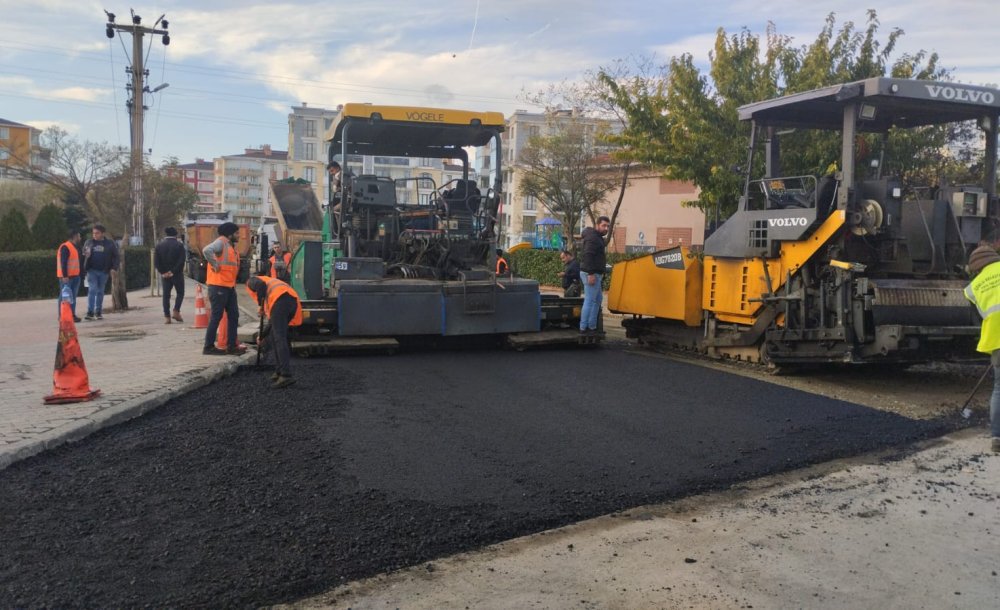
[[964, 261, 1000, 353]]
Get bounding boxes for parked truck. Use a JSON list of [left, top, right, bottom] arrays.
[[183, 212, 252, 284]]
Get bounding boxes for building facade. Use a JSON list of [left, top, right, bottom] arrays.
[[493, 109, 615, 250], [214, 145, 289, 226], [596, 169, 705, 253], [0, 118, 50, 179], [287, 104, 339, 205], [170, 159, 215, 212]]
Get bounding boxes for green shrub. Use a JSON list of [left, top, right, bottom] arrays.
[[31, 204, 69, 250], [0, 246, 151, 301], [508, 248, 642, 290], [0, 208, 35, 252]]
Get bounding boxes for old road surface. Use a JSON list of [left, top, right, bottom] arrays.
[[0, 340, 970, 608]]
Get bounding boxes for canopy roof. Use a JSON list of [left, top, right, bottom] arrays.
[[326, 103, 505, 158], [738, 77, 1000, 132]]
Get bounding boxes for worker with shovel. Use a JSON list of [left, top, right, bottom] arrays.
[[246, 275, 302, 389], [963, 244, 1000, 452]]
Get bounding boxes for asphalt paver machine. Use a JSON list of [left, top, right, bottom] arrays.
[[283, 104, 581, 353], [610, 77, 1000, 365]]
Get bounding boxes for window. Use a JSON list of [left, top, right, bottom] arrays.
[[0, 127, 8, 140], [304, 142, 315, 161], [0, 150, 8, 161], [304, 166, 315, 183], [528, 125, 540, 137], [524, 195, 536, 211], [305, 120, 317, 138], [420, 193, 430, 205]]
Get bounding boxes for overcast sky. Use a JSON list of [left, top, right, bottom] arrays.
[[2, 1, 998, 166]]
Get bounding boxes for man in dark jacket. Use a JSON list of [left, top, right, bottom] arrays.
[[154, 226, 187, 323], [579, 216, 610, 334], [81, 223, 120, 321]]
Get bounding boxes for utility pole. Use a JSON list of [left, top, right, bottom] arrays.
[[105, 9, 169, 245]]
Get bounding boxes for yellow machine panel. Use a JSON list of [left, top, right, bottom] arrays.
[[609, 247, 703, 327]]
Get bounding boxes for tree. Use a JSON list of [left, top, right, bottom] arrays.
[[516, 118, 623, 252], [522, 57, 669, 245], [0, 208, 36, 252], [31, 203, 69, 250], [607, 11, 951, 220]]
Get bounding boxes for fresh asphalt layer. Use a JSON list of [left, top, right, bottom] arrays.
[[0, 341, 964, 608]]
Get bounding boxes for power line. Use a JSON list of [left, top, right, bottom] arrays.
[[0, 39, 522, 105]]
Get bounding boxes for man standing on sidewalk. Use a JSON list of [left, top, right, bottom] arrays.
[[202, 222, 246, 356], [81, 224, 119, 321], [154, 226, 187, 324], [579, 216, 610, 335], [963, 244, 1000, 453], [246, 275, 302, 389], [56, 229, 82, 322]]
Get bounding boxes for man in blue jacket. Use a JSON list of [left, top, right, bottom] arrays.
[[81, 224, 119, 321]]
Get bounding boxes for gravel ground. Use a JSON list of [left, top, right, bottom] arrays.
[[0, 342, 973, 608]]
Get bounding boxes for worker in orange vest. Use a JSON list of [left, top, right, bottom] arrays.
[[202, 222, 246, 356], [495, 248, 509, 275], [56, 229, 83, 322], [246, 275, 302, 388], [269, 241, 292, 282]]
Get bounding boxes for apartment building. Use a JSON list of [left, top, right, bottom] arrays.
[[287, 104, 339, 204], [492, 109, 614, 250], [214, 145, 289, 226], [170, 159, 215, 212], [0, 118, 50, 179], [483, 110, 704, 251]]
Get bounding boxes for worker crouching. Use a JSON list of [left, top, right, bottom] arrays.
[[246, 275, 303, 389]]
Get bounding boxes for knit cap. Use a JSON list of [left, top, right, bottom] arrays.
[[968, 245, 1000, 274]]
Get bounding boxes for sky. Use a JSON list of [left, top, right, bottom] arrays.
[[2, 1, 998, 167]]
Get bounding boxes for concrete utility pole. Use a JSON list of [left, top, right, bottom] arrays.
[[105, 9, 169, 245]]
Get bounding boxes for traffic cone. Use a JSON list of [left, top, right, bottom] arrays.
[[193, 284, 208, 329], [215, 310, 229, 350], [44, 294, 100, 404]]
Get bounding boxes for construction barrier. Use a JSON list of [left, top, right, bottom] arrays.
[[44, 295, 100, 404]]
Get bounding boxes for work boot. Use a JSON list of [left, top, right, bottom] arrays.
[[270, 371, 280, 382], [73, 316, 82, 323], [95, 313, 103, 320], [992, 437, 1000, 453], [226, 345, 248, 356], [84, 312, 95, 321], [272, 375, 296, 389], [164, 316, 172, 324], [202, 346, 227, 356], [172, 311, 183, 322]]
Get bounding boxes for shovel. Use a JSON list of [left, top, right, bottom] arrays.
[[960, 364, 992, 419]]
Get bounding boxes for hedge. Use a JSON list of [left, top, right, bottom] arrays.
[[0, 246, 152, 301], [507, 248, 642, 290]]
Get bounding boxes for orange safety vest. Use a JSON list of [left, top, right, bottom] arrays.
[[269, 252, 292, 278], [57, 241, 80, 278], [246, 275, 303, 326], [496, 256, 509, 275], [206, 237, 240, 287]]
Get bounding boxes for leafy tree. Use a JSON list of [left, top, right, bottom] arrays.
[[0, 208, 36, 252], [31, 203, 69, 250], [605, 11, 953, 220], [516, 118, 622, 253], [522, 57, 670, 244]]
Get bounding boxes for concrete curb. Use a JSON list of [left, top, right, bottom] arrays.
[[0, 352, 255, 471]]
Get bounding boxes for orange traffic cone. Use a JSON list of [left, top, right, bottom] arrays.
[[215, 310, 229, 350], [44, 299, 101, 404], [193, 284, 208, 329]]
